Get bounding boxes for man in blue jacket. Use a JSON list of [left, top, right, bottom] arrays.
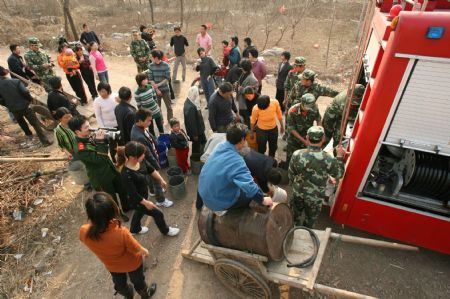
[[198, 124, 273, 212]]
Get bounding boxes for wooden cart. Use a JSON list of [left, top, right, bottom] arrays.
[[182, 228, 418, 299], [10, 71, 94, 131]]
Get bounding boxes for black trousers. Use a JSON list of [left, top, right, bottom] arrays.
[[256, 126, 278, 157], [80, 68, 98, 98], [110, 263, 146, 294], [239, 109, 250, 127], [149, 117, 164, 136], [12, 107, 49, 144], [196, 190, 254, 211], [66, 72, 88, 104], [191, 133, 207, 154], [96, 171, 130, 212], [275, 88, 285, 112], [130, 204, 169, 235]]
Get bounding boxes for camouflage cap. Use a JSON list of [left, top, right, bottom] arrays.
[[301, 69, 316, 80], [352, 84, 365, 105], [300, 93, 316, 107], [307, 126, 325, 143], [28, 37, 42, 46], [294, 56, 306, 66]]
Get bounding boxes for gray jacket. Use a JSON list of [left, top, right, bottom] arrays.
[[0, 77, 33, 112], [236, 72, 258, 110]]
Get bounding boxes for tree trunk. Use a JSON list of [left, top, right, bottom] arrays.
[[148, 0, 154, 24], [63, 10, 70, 40], [180, 0, 184, 27], [325, 3, 337, 69], [63, 0, 78, 40]]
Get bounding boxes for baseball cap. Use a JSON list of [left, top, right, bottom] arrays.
[[300, 93, 316, 108], [307, 126, 325, 143], [294, 56, 306, 66], [301, 69, 316, 80], [28, 37, 42, 47]]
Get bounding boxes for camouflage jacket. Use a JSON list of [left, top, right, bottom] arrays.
[[130, 39, 150, 64], [290, 81, 339, 107], [288, 146, 344, 199], [287, 103, 321, 146], [24, 50, 54, 78], [323, 91, 359, 146], [284, 71, 301, 106]]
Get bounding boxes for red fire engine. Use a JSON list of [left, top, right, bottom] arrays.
[[330, 0, 450, 254]]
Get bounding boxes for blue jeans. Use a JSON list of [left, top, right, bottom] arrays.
[[98, 71, 109, 83], [201, 77, 215, 103]]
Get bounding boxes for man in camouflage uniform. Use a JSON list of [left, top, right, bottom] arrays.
[[284, 56, 306, 111], [323, 84, 366, 148], [290, 69, 340, 107], [24, 37, 55, 91], [286, 93, 321, 165], [289, 126, 345, 227], [130, 30, 151, 73]]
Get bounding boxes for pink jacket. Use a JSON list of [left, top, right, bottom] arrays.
[[89, 50, 107, 74]]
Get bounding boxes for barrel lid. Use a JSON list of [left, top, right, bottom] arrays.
[[266, 203, 294, 261]]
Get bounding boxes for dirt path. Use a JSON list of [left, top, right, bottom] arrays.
[[1, 49, 449, 299]]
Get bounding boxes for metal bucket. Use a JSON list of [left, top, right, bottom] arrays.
[[190, 153, 203, 175], [68, 160, 89, 185], [169, 175, 186, 199], [167, 166, 182, 178], [198, 203, 293, 261]]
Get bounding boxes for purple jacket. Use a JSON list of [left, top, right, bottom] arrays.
[[252, 59, 267, 85]]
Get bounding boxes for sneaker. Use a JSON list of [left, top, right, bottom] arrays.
[[166, 227, 179, 236], [156, 199, 173, 208], [132, 226, 149, 235]]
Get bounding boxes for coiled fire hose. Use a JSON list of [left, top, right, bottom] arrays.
[[283, 226, 320, 268]]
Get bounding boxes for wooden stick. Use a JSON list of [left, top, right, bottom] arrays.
[[314, 283, 377, 299], [0, 157, 68, 162], [330, 233, 419, 251]]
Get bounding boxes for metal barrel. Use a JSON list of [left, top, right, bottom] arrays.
[[169, 175, 186, 199], [198, 203, 293, 261], [167, 166, 183, 178]]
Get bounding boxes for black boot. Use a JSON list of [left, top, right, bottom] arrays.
[[137, 283, 157, 299], [115, 283, 134, 299]]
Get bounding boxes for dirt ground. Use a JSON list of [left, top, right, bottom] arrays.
[[0, 47, 449, 299]]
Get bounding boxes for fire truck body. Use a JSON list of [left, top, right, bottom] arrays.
[[330, 2, 450, 254]]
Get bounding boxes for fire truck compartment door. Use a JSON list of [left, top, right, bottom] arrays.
[[384, 60, 450, 156]]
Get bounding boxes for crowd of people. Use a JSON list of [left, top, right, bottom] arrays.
[[0, 22, 367, 298]]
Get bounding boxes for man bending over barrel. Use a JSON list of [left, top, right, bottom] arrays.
[[198, 124, 273, 214]]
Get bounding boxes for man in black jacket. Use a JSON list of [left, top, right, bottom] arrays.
[[208, 82, 239, 133], [7, 44, 40, 83], [114, 87, 136, 144], [47, 76, 80, 117], [130, 108, 174, 208], [275, 51, 293, 112], [0, 66, 52, 146], [80, 24, 101, 49], [196, 47, 217, 104]]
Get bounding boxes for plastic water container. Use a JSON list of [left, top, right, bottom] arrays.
[[157, 143, 169, 168], [169, 175, 186, 199], [157, 134, 171, 149]]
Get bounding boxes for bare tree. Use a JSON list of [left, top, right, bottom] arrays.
[[325, 2, 337, 69], [63, 0, 78, 40], [261, 4, 279, 50], [287, 0, 310, 48], [180, 0, 184, 26], [148, 0, 154, 24]]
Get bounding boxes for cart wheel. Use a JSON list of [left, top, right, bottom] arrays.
[[214, 258, 271, 299], [30, 104, 57, 131]]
